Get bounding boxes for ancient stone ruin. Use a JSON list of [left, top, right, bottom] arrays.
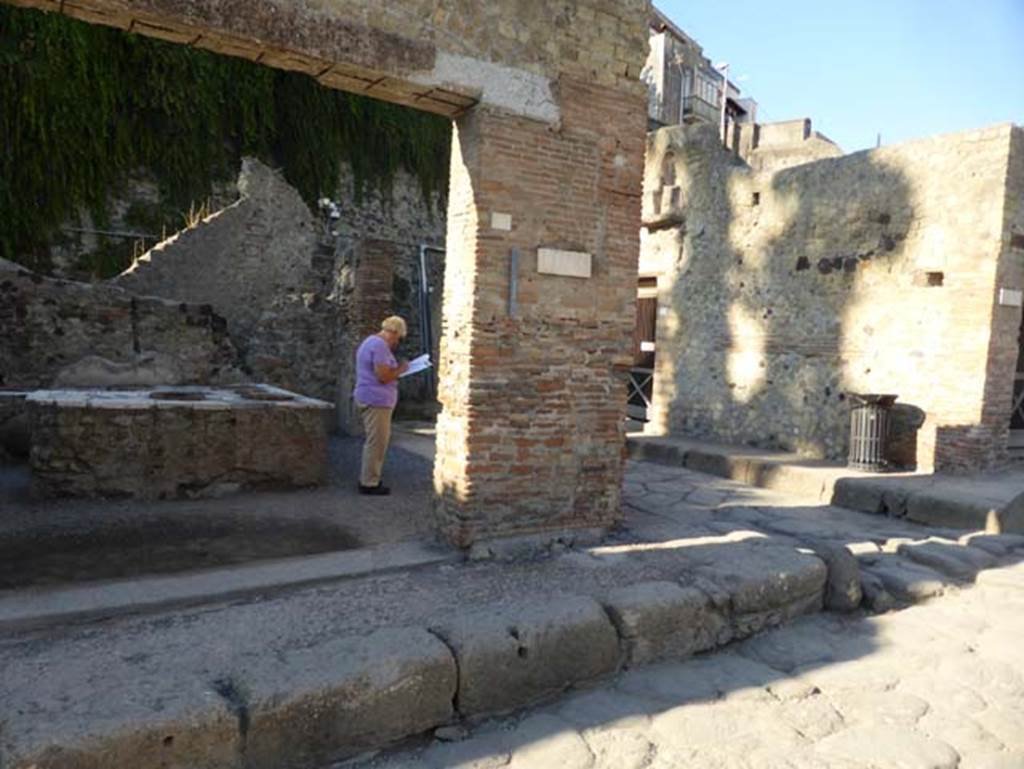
[[1, 158, 446, 497], [28, 384, 331, 499], [640, 121, 1024, 474], [2, 0, 650, 547], [112, 157, 446, 423]]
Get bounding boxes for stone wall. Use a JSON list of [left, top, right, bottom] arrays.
[[47, 174, 238, 281], [29, 385, 330, 499], [4, 0, 651, 545], [5, 0, 646, 121], [336, 238, 397, 435], [978, 125, 1024, 469], [330, 165, 446, 410], [0, 258, 242, 390], [115, 159, 318, 346], [114, 158, 446, 417], [643, 122, 1021, 473], [733, 118, 844, 172], [114, 159, 346, 405], [0, 390, 29, 461]]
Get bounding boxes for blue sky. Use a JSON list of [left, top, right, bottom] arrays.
[[655, 0, 1024, 152]]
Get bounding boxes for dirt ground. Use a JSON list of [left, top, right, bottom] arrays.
[[0, 428, 438, 588]]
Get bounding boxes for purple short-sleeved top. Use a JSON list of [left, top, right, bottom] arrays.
[[354, 334, 398, 408]]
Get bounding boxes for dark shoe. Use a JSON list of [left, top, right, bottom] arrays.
[[358, 483, 391, 496]]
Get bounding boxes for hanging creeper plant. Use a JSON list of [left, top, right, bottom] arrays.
[[0, 5, 451, 274]]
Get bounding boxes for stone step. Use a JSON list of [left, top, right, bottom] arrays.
[[626, 434, 1007, 530], [845, 532, 1024, 611]]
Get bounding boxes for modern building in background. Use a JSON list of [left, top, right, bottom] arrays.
[[641, 6, 756, 133]]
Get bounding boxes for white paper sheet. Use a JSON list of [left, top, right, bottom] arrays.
[[399, 353, 432, 378]]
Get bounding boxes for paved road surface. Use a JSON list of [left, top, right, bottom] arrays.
[[350, 561, 1024, 769]]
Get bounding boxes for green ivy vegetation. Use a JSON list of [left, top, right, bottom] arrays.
[[0, 5, 451, 275]]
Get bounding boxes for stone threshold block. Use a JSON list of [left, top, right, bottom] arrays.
[[27, 384, 331, 499]]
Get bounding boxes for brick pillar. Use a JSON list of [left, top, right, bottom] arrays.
[[433, 80, 647, 547], [337, 238, 396, 435]]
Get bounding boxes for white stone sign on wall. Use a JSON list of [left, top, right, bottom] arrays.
[[999, 288, 1023, 307], [537, 248, 592, 278]]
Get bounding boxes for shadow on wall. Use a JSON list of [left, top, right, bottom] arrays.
[[751, 149, 914, 463], [649, 124, 1015, 472]]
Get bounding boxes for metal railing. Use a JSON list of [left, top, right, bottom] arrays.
[[626, 367, 654, 422]]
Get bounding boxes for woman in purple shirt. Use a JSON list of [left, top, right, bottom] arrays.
[[354, 316, 409, 495]]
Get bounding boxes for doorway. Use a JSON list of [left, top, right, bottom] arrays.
[[1010, 311, 1024, 448], [628, 276, 658, 423]]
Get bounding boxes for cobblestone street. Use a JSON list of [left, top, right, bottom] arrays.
[[352, 560, 1024, 769], [342, 457, 1024, 769]]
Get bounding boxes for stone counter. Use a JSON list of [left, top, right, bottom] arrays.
[[28, 385, 331, 499]]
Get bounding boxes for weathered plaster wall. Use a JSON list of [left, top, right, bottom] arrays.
[[641, 16, 707, 127], [644, 122, 1019, 473], [0, 258, 243, 389]]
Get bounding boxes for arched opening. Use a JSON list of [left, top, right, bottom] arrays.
[[1, 0, 648, 553]]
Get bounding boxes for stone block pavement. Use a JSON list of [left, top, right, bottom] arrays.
[[2, 457, 1024, 768], [344, 462, 1024, 768]]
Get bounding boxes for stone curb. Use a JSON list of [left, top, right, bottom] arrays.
[[241, 628, 457, 769], [602, 581, 725, 665], [854, 534, 1024, 610], [8, 627, 456, 769], [430, 596, 622, 718], [3, 548, 830, 769]]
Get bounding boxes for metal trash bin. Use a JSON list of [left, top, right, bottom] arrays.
[[848, 393, 897, 471]]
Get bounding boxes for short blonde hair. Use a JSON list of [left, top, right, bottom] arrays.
[[381, 315, 407, 338]]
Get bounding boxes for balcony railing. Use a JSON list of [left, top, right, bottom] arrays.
[[626, 367, 654, 422], [682, 95, 719, 125]]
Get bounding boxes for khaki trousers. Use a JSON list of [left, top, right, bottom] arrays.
[[357, 402, 394, 487]]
